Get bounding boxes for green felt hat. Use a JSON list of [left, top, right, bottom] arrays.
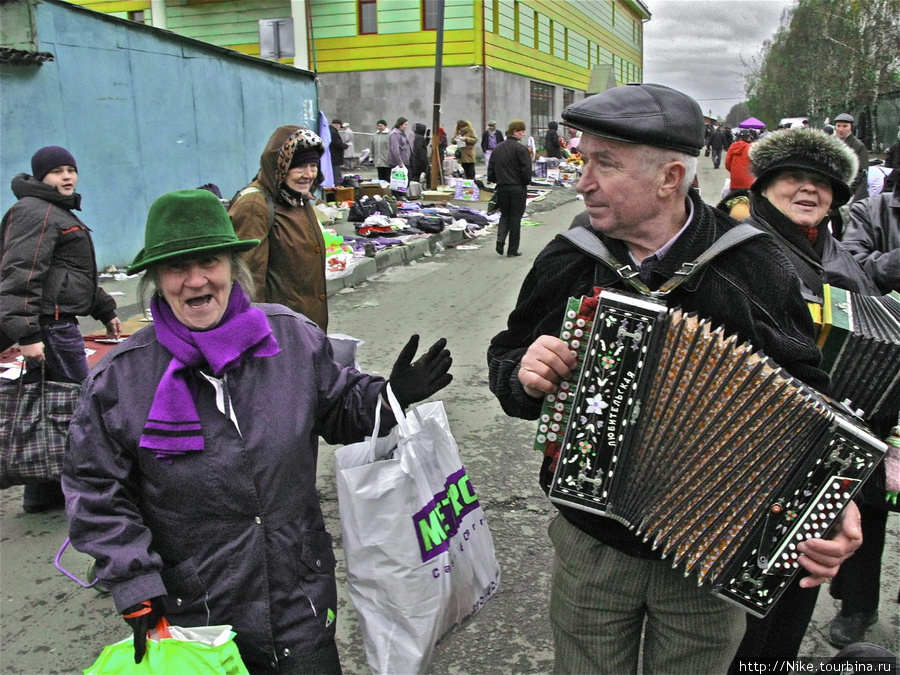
[[128, 189, 259, 274]]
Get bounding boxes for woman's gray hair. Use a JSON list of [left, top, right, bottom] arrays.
[[137, 253, 255, 313], [636, 145, 698, 195]]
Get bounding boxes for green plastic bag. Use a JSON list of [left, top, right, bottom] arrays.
[[85, 621, 249, 675]]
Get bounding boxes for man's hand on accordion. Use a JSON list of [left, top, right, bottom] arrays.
[[796, 500, 863, 588], [519, 335, 579, 399]]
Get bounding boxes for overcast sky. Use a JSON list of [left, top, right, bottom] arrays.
[[642, 0, 796, 120]]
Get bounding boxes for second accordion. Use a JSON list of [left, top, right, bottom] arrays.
[[534, 288, 885, 618], [810, 284, 900, 420]]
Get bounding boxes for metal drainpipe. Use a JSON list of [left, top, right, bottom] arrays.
[[291, 0, 310, 71], [150, 0, 167, 29], [481, 3, 487, 132]]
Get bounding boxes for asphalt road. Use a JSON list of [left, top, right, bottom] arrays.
[[1, 162, 897, 674]]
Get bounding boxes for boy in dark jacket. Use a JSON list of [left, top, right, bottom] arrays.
[[0, 145, 120, 512]]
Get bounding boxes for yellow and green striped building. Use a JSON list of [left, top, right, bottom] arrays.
[[66, 0, 650, 152]]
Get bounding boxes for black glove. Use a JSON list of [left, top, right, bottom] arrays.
[[388, 334, 453, 409], [122, 596, 167, 664]]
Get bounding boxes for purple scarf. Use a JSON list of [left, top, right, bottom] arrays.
[[140, 283, 280, 458]]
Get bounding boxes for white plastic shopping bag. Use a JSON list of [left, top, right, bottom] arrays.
[[389, 165, 409, 193], [335, 386, 500, 675]]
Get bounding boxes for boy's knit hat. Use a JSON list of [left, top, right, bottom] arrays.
[[31, 146, 77, 180]]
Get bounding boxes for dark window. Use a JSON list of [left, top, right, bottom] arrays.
[[531, 81, 555, 152], [423, 0, 439, 30], [128, 10, 145, 24], [359, 0, 377, 35], [563, 88, 575, 109]]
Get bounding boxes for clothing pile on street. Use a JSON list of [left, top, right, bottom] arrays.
[[317, 191, 500, 280], [533, 157, 582, 187]]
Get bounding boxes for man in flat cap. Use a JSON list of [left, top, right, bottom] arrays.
[[481, 121, 504, 172], [834, 113, 869, 201], [487, 83, 862, 673]]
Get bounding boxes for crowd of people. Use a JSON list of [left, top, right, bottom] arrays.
[[3, 86, 898, 673]]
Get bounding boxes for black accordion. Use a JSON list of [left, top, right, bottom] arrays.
[[534, 288, 885, 618]]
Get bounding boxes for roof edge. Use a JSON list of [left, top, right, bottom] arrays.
[[39, 0, 315, 78]]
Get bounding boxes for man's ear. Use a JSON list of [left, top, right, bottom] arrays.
[[658, 161, 687, 198]]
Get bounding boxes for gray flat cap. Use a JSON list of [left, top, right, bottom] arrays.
[[834, 113, 854, 124], [561, 83, 705, 156]]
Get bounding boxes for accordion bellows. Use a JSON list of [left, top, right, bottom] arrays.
[[534, 289, 885, 618], [812, 285, 900, 419]]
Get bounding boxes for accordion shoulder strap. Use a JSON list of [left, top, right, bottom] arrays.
[[559, 223, 766, 296]]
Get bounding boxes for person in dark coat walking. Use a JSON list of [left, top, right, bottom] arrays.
[[0, 145, 120, 513], [544, 121, 563, 159], [409, 122, 429, 185], [63, 188, 453, 674], [488, 120, 532, 257], [708, 125, 727, 169], [328, 118, 348, 185]]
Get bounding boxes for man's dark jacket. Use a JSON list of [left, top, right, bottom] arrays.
[[487, 137, 532, 187], [409, 123, 429, 181], [544, 122, 563, 159], [328, 126, 348, 167], [709, 128, 726, 150], [842, 185, 900, 294], [488, 189, 827, 558], [842, 133, 870, 201], [481, 128, 504, 153]]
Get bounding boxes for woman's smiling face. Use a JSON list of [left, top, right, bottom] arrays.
[[157, 254, 233, 331], [762, 169, 834, 229], [285, 163, 318, 196]]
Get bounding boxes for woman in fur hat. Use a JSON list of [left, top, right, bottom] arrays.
[[729, 129, 884, 669], [742, 128, 879, 300]]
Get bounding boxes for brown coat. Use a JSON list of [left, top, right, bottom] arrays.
[[455, 122, 478, 163], [229, 126, 329, 331]]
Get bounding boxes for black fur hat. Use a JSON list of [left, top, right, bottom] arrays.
[[749, 129, 858, 207]]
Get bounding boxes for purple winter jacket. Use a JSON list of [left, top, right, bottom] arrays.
[[63, 303, 394, 670]]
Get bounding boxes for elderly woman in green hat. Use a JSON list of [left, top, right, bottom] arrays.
[[62, 189, 453, 673]]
